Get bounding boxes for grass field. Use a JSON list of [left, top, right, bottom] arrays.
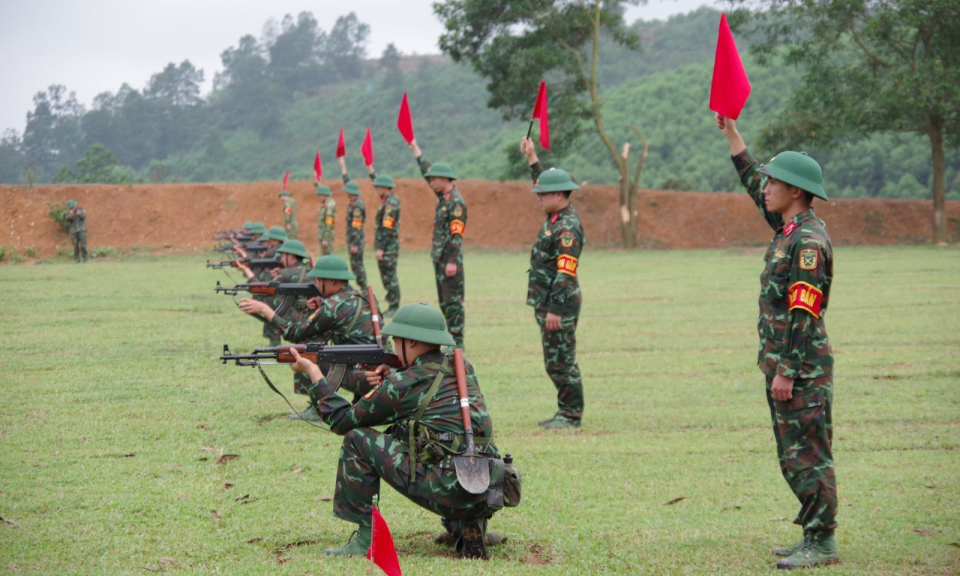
[[2, 246, 959, 575]]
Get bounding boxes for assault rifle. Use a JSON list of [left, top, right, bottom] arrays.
[[219, 343, 402, 425], [213, 242, 269, 254], [215, 280, 319, 316], [206, 257, 280, 271], [214, 230, 255, 241]]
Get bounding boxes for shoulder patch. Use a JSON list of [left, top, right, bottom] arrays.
[[453, 205, 463, 217], [560, 231, 574, 248], [799, 248, 818, 270]]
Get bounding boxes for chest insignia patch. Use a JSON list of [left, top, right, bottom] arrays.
[[800, 249, 818, 270], [560, 232, 574, 247], [775, 249, 784, 259]]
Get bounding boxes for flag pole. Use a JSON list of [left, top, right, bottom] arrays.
[[526, 120, 534, 139]]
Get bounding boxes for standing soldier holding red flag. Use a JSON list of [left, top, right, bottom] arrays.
[[372, 171, 402, 317], [280, 183, 298, 240], [520, 137, 585, 430], [715, 112, 839, 570], [339, 155, 372, 291], [406, 139, 467, 350]]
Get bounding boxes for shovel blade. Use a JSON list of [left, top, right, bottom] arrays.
[[454, 455, 490, 494]]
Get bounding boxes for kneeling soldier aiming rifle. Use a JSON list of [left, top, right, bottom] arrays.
[[283, 303, 517, 559]]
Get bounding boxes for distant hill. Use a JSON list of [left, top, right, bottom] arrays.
[[2, 7, 957, 199]]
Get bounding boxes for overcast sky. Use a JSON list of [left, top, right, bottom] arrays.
[[0, 0, 720, 135]]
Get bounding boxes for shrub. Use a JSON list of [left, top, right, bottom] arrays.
[[47, 201, 71, 232], [89, 245, 117, 259], [24, 245, 39, 258]]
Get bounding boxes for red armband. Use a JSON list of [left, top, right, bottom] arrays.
[[450, 219, 465, 236], [788, 281, 823, 318], [557, 254, 579, 277]]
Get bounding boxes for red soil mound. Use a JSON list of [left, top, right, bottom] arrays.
[[1, 179, 957, 259]]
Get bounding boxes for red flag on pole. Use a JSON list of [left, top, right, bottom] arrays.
[[360, 127, 375, 166], [336, 128, 346, 158], [313, 150, 322, 181], [709, 13, 751, 120], [282, 170, 290, 190], [397, 93, 415, 143], [366, 504, 401, 576], [531, 81, 550, 150]]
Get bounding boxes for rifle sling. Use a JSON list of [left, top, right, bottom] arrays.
[[255, 363, 330, 431]]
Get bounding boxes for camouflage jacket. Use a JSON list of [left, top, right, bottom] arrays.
[[734, 149, 834, 380], [306, 349, 498, 458], [374, 193, 401, 253], [271, 284, 379, 345], [417, 156, 466, 265], [317, 199, 336, 243], [66, 207, 87, 234], [283, 198, 298, 235], [526, 162, 584, 316]]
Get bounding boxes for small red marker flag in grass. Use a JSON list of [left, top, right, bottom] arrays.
[[527, 81, 550, 150], [366, 503, 401, 576], [361, 127, 375, 166], [282, 170, 290, 190], [336, 128, 346, 158], [397, 93, 415, 143], [313, 150, 322, 181], [709, 13, 751, 120]]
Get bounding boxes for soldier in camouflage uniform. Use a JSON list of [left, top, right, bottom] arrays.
[[236, 239, 313, 404], [280, 189, 298, 239], [372, 173, 402, 317], [407, 139, 467, 349], [716, 113, 839, 570], [234, 226, 287, 346], [64, 200, 88, 263], [316, 183, 336, 256], [520, 138, 585, 429], [239, 255, 385, 419], [286, 302, 501, 559], [339, 156, 372, 291]]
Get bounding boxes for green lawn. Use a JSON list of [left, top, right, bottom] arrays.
[[1, 246, 958, 575]]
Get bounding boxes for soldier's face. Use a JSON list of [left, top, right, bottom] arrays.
[[428, 177, 452, 194], [537, 192, 564, 214], [376, 187, 389, 198], [763, 178, 795, 213]]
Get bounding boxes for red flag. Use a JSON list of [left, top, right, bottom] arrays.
[[531, 81, 550, 150], [397, 93, 415, 143], [336, 128, 346, 158], [366, 504, 401, 576], [709, 13, 751, 120], [313, 150, 322, 181], [282, 170, 290, 190], [360, 127, 375, 166]]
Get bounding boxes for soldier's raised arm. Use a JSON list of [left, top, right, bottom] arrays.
[[715, 113, 781, 231], [520, 137, 545, 183]]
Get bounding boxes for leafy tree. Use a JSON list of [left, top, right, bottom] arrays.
[[268, 12, 325, 93], [75, 144, 121, 183], [727, 0, 960, 244], [379, 43, 404, 88], [0, 129, 24, 183], [326, 12, 370, 80], [145, 60, 205, 107], [435, 0, 649, 248], [21, 85, 85, 178]]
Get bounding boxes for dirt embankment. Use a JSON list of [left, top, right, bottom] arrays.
[[1, 179, 957, 258]]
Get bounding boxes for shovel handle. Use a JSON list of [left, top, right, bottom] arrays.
[[453, 349, 472, 435], [366, 286, 382, 338]]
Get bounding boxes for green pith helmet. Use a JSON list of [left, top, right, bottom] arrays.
[[424, 163, 457, 180], [532, 167, 580, 194], [343, 181, 361, 195], [306, 255, 356, 281], [315, 183, 332, 196], [249, 222, 267, 235], [67, 200, 77, 208], [260, 225, 288, 242], [761, 151, 827, 200], [372, 174, 396, 189], [279, 190, 291, 197], [277, 239, 308, 259], [242, 221, 254, 229], [381, 302, 456, 346]]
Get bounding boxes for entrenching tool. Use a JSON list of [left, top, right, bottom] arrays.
[[452, 349, 490, 494], [367, 286, 384, 347]]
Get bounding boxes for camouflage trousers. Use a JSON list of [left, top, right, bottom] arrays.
[[70, 231, 88, 262], [434, 262, 464, 348], [535, 302, 583, 420], [350, 247, 368, 290], [332, 427, 491, 526], [318, 232, 334, 256], [765, 374, 838, 533], [377, 251, 401, 308], [285, 223, 298, 240]]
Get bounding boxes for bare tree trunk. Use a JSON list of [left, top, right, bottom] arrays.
[[619, 143, 636, 249], [927, 115, 946, 245]]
